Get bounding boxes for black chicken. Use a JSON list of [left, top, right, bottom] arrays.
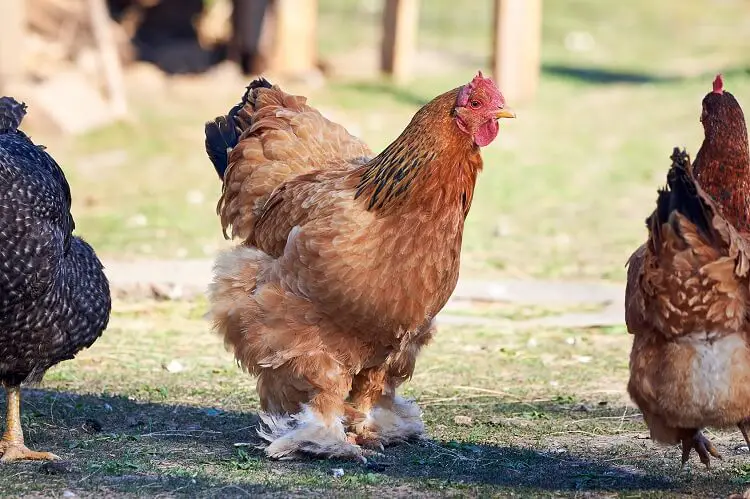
[[0, 97, 111, 462]]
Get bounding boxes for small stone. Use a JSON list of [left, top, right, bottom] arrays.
[[62, 491, 77, 498], [454, 415, 473, 426], [163, 360, 185, 373], [331, 468, 345, 478]]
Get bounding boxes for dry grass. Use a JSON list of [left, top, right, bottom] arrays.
[[0, 300, 749, 497]]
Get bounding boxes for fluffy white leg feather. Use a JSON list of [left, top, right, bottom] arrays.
[[364, 396, 425, 445], [257, 405, 365, 461]]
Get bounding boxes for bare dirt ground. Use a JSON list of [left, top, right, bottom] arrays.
[[102, 259, 625, 329]]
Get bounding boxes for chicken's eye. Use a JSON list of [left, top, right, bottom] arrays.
[[470, 100, 481, 109]]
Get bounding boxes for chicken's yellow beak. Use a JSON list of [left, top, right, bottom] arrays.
[[496, 108, 516, 119]]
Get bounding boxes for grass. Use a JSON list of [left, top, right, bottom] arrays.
[[2, 299, 750, 497]]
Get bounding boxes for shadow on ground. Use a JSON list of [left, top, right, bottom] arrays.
[[542, 64, 750, 85], [0, 391, 741, 497]]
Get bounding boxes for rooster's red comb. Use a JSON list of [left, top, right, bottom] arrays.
[[456, 70, 500, 107], [713, 74, 724, 94]]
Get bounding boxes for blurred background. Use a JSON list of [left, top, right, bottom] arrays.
[[2, 0, 750, 284]]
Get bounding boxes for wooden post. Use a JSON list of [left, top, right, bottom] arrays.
[[272, 0, 318, 75], [89, 0, 128, 118], [492, 0, 542, 103], [0, 0, 26, 93], [381, 0, 420, 82]]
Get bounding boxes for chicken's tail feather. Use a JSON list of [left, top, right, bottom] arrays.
[[648, 147, 716, 249], [204, 77, 274, 180], [204, 106, 242, 180], [0, 97, 27, 133]]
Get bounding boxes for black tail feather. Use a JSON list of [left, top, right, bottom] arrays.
[[204, 77, 274, 180], [0, 97, 27, 133], [649, 147, 714, 244], [204, 108, 241, 180]]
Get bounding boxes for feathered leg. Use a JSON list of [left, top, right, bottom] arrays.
[[0, 386, 59, 462], [255, 360, 366, 461], [346, 321, 435, 447], [347, 367, 388, 450]]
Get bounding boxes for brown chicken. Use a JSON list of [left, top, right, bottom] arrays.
[[625, 75, 750, 468], [204, 73, 514, 460]]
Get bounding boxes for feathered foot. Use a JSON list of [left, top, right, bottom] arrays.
[[352, 396, 425, 448], [0, 386, 59, 463], [256, 405, 367, 462], [680, 429, 721, 469]]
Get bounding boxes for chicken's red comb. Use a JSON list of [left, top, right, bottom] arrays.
[[713, 74, 724, 94], [456, 70, 498, 107]]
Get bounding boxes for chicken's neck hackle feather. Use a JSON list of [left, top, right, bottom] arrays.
[[693, 84, 750, 232], [354, 88, 481, 215]]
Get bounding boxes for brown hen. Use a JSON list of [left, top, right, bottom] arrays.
[[204, 73, 514, 460], [626, 76, 750, 468]]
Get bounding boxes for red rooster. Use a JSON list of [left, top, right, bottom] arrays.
[[204, 73, 514, 460]]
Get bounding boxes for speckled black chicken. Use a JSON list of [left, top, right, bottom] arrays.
[[0, 97, 111, 462]]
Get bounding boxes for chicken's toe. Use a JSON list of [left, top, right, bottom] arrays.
[[350, 430, 385, 452], [680, 430, 721, 469], [0, 441, 60, 463]]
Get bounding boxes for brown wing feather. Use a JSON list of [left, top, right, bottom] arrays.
[[249, 170, 360, 257], [217, 84, 372, 241], [626, 150, 750, 340]]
